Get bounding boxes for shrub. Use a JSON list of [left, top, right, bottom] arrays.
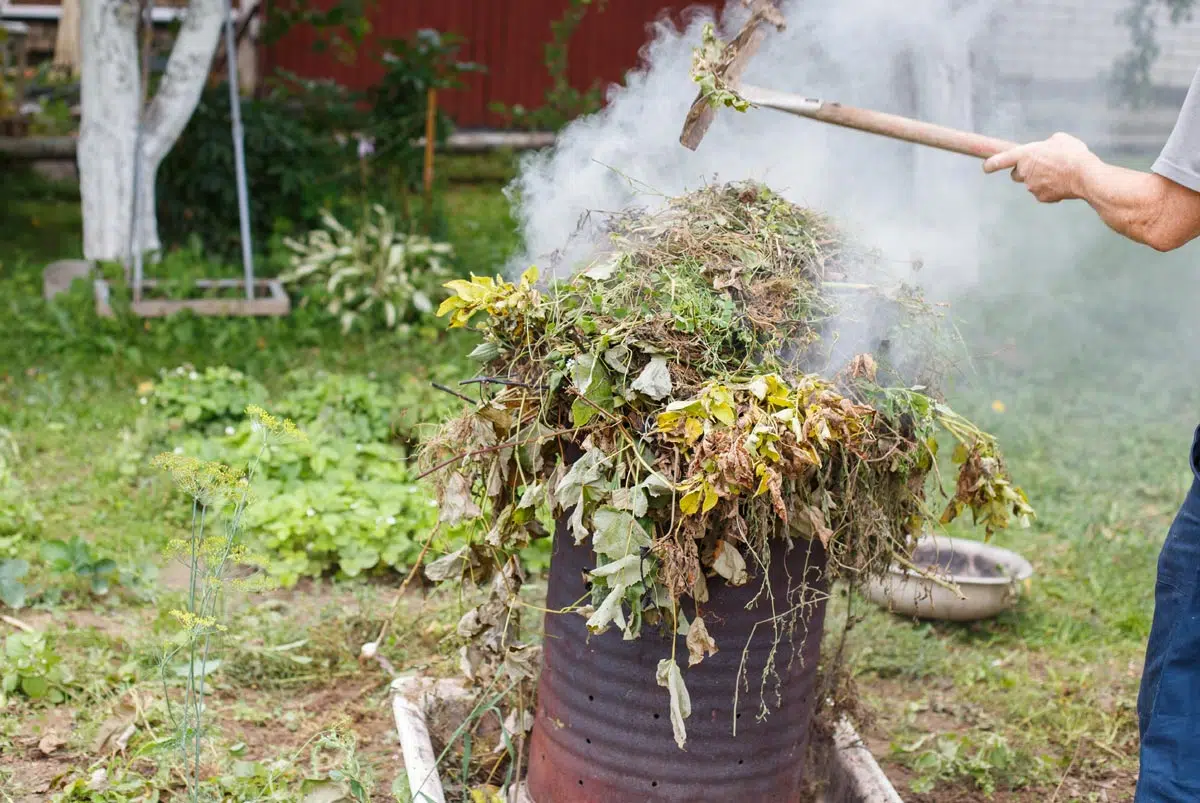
[[138, 368, 460, 586], [157, 83, 356, 260], [179, 419, 445, 586], [145, 364, 268, 433], [280, 205, 456, 333]]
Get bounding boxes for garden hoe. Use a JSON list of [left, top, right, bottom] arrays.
[[679, 0, 1017, 160]]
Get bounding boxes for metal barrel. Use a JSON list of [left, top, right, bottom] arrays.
[[527, 520, 829, 802]]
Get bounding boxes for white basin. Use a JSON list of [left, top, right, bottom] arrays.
[[861, 535, 1033, 622]]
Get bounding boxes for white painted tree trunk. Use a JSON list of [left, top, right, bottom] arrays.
[[78, 0, 224, 265]]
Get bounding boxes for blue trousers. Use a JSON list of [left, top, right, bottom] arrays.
[[1137, 427, 1200, 801]]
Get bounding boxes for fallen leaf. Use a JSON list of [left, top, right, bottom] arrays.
[[38, 731, 67, 756], [686, 616, 718, 667]]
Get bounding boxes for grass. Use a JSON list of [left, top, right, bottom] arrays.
[[0, 155, 1192, 801], [0, 163, 522, 800], [826, 181, 1198, 800]]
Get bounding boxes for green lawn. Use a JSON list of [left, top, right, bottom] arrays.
[[0, 158, 1192, 801]]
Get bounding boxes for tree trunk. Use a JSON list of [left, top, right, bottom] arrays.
[[78, 0, 224, 265], [53, 0, 82, 75], [78, 0, 140, 263]]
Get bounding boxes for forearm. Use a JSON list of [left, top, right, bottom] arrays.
[[1074, 158, 1200, 252]]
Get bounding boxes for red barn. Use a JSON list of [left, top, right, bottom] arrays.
[[263, 0, 705, 128]]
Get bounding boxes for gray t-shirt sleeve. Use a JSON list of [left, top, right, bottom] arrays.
[[1154, 68, 1200, 193]]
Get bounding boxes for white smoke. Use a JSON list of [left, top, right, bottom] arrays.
[[506, 0, 1008, 300]]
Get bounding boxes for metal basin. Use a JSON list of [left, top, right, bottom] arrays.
[[861, 535, 1033, 622]]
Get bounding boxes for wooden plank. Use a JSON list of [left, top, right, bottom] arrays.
[[94, 279, 290, 318]]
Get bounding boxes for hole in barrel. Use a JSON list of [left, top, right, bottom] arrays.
[[652, 781, 659, 788]]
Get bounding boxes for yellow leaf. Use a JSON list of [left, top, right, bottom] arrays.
[[754, 466, 770, 496], [710, 402, 736, 426], [657, 411, 684, 432], [436, 296, 464, 318], [702, 483, 719, 513], [680, 489, 702, 516], [521, 265, 539, 286], [684, 417, 705, 443]]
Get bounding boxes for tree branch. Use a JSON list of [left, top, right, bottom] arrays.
[[143, 0, 225, 165]]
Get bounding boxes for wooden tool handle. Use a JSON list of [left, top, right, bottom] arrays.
[[809, 103, 1017, 159]]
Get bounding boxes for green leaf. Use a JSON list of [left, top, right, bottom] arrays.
[[0, 559, 29, 609], [592, 507, 651, 561], [570, 353, 613, 419], [585, 583, 628, 634], [39, 540, 71, 570], [20, 674, 47, 699]]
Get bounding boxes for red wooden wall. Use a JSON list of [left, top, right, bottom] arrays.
[[262, 0, 707, 128]]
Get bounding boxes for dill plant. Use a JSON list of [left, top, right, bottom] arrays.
[[154, 405, 305, 801]]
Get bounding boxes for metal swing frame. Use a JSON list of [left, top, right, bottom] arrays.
[[95, 0, 288, 318]]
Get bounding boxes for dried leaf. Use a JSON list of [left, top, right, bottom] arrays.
[[440, 472, 481, 527], [686, 617, 718, 667], [425, 547, 468, 582], [38, 731, 67, 756], [656, 658, 691, 749], [611, 486, 648, 518], [712, 540, 748, 586], [631, 356, 673, 401]]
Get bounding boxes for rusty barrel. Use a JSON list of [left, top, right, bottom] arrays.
[[527, 520, 829, 802]]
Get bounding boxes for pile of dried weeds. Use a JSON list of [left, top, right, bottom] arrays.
[[420, 181, 1032, 749]]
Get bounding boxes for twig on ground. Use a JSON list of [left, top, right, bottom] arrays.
[[1, 614, 33, 632], [1049, 735, 1086, 803]]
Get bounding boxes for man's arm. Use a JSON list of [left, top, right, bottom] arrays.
[[983, 134, 1200, 252], [984, 66, 1200, 252]]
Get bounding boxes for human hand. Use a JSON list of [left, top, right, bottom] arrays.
[[982, 133, 1100, 203]]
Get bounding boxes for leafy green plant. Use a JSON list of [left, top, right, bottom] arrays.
[[41, 537, 119, 596], [894, 732, 1049, 797], [158, 83, 357, 259], [181, 419, 445, 585], [281, 205, 456, 333], [1, 630, 70, 704], [146, 364, 268, 432], [0, 559, 28, 609], [364, 29, 482, 195], [491, 0, 609, 130], [261, 0, 377, 65], [276, 369, 400, 443], [154, 405, 296, 803]]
